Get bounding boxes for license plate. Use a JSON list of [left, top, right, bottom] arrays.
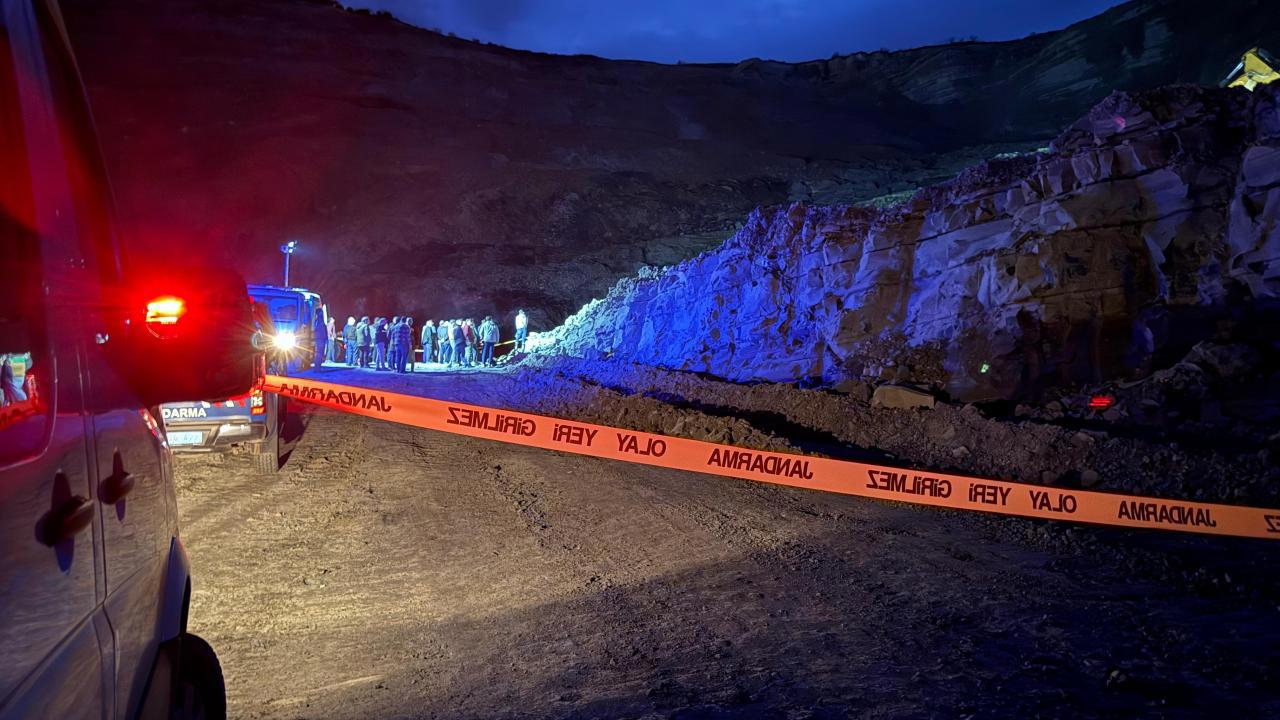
[[168, 431, 204, 446]]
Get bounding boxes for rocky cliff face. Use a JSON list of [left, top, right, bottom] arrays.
[[545, 85, 1280, 401], [63, 0, 1279, 326]]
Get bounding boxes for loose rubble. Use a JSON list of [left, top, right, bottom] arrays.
[[491, 354, 1280, 509], [539, 85, 1280, 404]]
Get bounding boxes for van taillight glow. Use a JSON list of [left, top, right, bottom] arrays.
[[145, 296, 187, 326]]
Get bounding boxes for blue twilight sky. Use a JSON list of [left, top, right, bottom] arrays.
[[343, 0, 1129, 64]]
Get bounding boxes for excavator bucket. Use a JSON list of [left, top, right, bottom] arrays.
[[1221, 47, 1279, 91]]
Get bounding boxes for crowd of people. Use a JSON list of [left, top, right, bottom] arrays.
[[308, 308, 530, 373]]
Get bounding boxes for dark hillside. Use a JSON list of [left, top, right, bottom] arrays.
[[63, 0, 1280, 323]]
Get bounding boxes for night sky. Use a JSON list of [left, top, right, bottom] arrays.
[[342, 0, 1128, 64]]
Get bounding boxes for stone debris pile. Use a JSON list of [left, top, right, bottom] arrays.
[[543, 84, 1280, 402]]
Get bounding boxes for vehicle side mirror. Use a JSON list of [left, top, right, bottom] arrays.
[[119, 266, 263, 407]]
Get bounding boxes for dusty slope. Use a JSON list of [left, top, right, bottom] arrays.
[[63, 0, 1280, 324]]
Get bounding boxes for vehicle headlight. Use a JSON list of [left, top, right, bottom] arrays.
[[272, 331, 297, 351]]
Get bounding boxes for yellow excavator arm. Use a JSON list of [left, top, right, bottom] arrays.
[[1222, 47, 1279, 91]]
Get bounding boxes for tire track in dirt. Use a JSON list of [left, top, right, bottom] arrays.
[[177, 407, 369, 542], [179, 409, 397, 714]]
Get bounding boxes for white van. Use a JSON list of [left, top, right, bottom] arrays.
[[1, 1, 260, 717]]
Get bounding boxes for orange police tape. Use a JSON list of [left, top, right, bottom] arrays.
[[263, 375, 1280, 541]]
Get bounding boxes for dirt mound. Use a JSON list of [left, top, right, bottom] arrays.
[[489, 354, 1280, 510]]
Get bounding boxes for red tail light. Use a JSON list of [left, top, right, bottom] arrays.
[[145, 295, 187, 338], [1088, 395, 1115, 411]]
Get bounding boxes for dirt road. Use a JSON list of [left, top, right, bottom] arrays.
[[173, 373, 1280, 718]]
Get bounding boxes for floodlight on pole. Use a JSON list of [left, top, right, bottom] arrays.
[[280, 240, 298, 287]]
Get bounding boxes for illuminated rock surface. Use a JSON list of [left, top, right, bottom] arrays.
[[546, 85, 1280, 400]]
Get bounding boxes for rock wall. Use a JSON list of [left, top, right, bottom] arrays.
[[545, 85, 1280, 401]]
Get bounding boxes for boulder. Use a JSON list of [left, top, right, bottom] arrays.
[[833, 378, 872, 403], [871, 385, 936, 410], [1184, 342, 1261, 379]]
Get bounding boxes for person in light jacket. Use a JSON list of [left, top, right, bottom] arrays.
[[514, 309, 528, 352], [480, 316, 499, 367], [325, 313, 338, 363], [356, 316, 372, 367], [438, 320, 452, 365], [343, 317, 358, 365]]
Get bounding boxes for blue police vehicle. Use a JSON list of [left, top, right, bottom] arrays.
[[161, 285, 322, 473]]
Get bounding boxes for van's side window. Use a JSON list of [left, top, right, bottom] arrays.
[[31, 0, 122, 287], [0, 10, 55, 465]]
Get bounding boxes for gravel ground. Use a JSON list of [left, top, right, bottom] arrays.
[[172, 364, 1280, 719]]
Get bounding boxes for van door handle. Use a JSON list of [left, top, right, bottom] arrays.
[[99, 471, 134, 505], [38, 495, 94, 546], [99, 450, 134, 505]]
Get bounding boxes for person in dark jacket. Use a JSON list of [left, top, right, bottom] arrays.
[[388, 316, 403, 371], [461, 319, 477, 367], [406, 317, 417, 373], [312, 308, 329, 370], [439, 321, 452, 365], [450, 319, 466, 368], [374, 317, 390, 370], [392, 316, 413, 373], [355, 316, 371, 367], [343, 317, 358, 365], [1, 355, 22, 406], [421, 320, 436, 365]]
